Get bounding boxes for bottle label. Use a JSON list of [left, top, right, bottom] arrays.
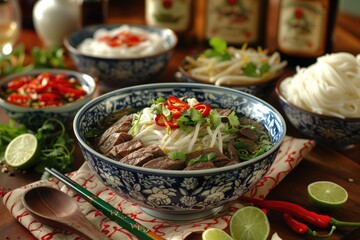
[[145, 0, 191, 32], [205, 0, 261, 45], [277, 0, 328, 56]]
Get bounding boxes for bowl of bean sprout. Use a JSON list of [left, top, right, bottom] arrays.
[[64, 24, 177, 90], [178, 38, 287, 98], [74, 83, 286, 221], [276, 52, 360, 147]]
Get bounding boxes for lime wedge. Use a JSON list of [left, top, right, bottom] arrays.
[[230, 206, 270, 240], [5, 133, 39, 169], [307, 181, 348, 211], [202, 228, 233, 240]]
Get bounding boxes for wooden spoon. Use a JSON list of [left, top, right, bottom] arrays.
[[22, 186, 105, 240]]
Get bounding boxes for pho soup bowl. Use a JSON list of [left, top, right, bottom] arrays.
[[73, 83, 286, 221], [64, 24, 177, 89], [178, 48, 287, 99], [276, 77, 360, 147], [0, 69, 97, 131]]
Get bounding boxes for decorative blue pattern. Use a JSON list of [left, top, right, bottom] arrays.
[[279, 99, 360, 146], [74, 83, 286, 219], [65, 24, 177, 88]]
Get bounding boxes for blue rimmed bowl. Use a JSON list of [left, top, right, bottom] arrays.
[[276, 77, 360, 147], [73, 83, 286, 221], [64, 24, 177, 89], [0, 69, 97, 130]]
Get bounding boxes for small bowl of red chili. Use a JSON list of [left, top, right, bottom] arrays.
[[0, 69, 97, 130], [64, 24, 177, 90]]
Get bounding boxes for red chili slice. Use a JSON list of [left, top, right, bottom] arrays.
[[167, 96, 189, 111], [155, 114, 179, 129], [6, 76, 31, 91], [194, 103, 211, 117], [6, 93, 31, 107]]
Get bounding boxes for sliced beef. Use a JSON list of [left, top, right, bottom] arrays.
[[98, 114, 133, 145], [143, 156, 186, 170], [119, 145, 166, 166], [106, 139, 143, 160], [239, 117, 264, 130], [184, 161, 216, 170], [227, 143, 240, 162], [225, 160, 239, 166], [186, 147, 230, 168], [238, 128, 259, 142], [99, 132, 132, 154], [235, 137, 258, 153], [216, 108, 233, 116]]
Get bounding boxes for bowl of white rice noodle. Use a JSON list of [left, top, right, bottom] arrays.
[[276, 52, 360, 147], [64, 24, 177, 89], [74, 83, 286, 221], [178, 45, 287, 98]]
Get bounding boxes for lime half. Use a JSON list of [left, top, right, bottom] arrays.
[[4, 133, 39, 169], [230, 206, 270, 240], [307, 181, 348, 211], [202, 228, 233, 240]]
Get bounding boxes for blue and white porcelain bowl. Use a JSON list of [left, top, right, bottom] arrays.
[[276, 78, 360, 147], [64, 24, 177, 89], [0, 69, 97, 130], [73, 83, 286, 221]]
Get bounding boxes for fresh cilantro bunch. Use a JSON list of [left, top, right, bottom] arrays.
[[0, 118, 74, 178]]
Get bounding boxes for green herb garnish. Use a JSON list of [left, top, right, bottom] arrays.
[[204, 37, 231, 61], [188, 152, 216, 166]]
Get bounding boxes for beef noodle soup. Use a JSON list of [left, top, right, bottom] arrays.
[[85, 96, 272, 170]]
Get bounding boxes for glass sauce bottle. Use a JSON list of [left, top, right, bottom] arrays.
[[145, 0, 194, 47], [276, 0, 338, 67], [204, 0, 268, 47]]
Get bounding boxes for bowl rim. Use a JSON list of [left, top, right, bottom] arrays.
[[178, 52, 286, 87], [64, 23, 178, 60], [74, 82, 287, 176], [0, 68, 97, 112], [275, 76, 360, 120]]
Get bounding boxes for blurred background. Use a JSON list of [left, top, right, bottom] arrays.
[[18, 0, 360, 56]]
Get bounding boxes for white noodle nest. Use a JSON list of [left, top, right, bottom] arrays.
[[280, 52, 360, 118]]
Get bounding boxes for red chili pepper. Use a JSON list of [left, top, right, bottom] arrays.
[[166, 96, 189, 111], [283, 213, 336, 238], [6, 76, 31, 91], [4, 73, 86, 108], [194, 103, 211, 117], [155, 114, 179, 129], [240, 196, 360, 229], [6, 93, 31, 107], [98, 32, 146, 47]]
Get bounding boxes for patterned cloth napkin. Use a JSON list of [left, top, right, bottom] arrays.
[[3, 136, 315, 240]]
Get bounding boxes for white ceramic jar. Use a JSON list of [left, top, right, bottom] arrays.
[[33, 0, 80, 47]]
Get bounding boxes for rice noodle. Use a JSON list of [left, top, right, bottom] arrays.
[[130, 107, 235, 154], [280, 53, 360, 118]]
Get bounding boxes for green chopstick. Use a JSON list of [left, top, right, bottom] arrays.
[[45, 167, 165, 240]]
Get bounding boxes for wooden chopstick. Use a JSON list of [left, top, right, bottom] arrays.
[[45, 167, 165, 240]]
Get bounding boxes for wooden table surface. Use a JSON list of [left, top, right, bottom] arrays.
[[1, 2, 359, 239]]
